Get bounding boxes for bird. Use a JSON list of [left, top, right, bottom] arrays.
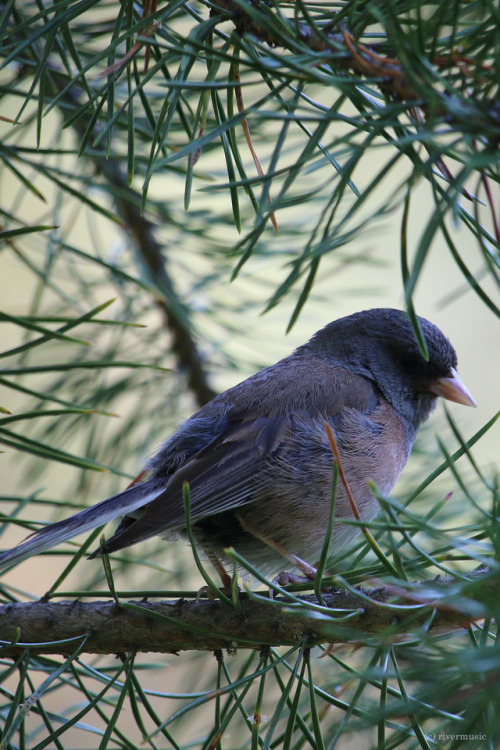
[[0, 308, 476, 584]]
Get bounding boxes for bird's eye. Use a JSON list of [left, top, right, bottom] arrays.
[[397, 350, 426, 374]]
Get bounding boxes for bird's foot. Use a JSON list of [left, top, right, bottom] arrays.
[[271, 559, 317, 593], [196, 583, 238, 601], [272, 570, 314, 587]]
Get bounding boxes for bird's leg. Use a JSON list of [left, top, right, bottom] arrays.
[[205, 548, 232, 589], [195, 546, 233, 600], [236, 516, 317, 584]]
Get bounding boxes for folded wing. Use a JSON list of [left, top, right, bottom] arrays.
[[95, 413, 294, 554]]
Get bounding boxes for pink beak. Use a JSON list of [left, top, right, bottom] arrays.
[[428, 367, 477, 407]]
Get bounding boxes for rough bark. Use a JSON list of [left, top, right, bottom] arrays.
[[0, 573, 491, 658]]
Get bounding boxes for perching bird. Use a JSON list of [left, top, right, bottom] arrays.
[[0, 308, 476, 583]]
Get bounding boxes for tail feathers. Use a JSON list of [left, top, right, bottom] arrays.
[[0, 479, 166, 570]]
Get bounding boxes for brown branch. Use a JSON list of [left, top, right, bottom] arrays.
[[0, 573, 493, 657], [96, 159, 217, 406], [211, 0, 500, 130], [49, 70, 217, 408]]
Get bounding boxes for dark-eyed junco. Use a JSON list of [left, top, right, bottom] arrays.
[[0, 309, 476, 581]]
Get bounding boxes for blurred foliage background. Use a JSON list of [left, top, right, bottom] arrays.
[[0, 0, 499, 748]]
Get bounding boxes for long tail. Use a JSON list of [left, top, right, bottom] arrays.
[[0, 479, 166, 570]]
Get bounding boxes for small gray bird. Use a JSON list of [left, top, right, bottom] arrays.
[[0, 309, 476, 582]]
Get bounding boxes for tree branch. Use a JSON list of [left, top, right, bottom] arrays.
[[212, 0, 500, 133], [49, 68, 217, 408], [0, 573, 492, 657], [93, 158, 217, 407]]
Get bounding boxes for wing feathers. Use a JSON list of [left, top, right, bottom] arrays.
[[98, 415, 294, 554], [0, 403, 358, 566]]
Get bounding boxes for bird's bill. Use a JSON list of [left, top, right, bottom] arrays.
[[428, 367, 477, 407]]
